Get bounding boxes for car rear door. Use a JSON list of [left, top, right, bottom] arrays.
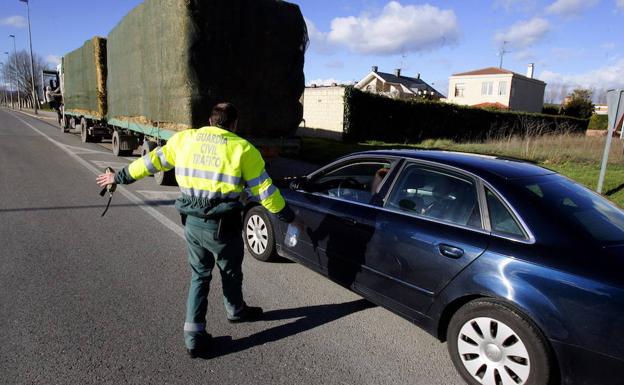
[[359, 161, 490, 314]]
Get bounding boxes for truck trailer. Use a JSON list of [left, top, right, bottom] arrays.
[[59, 0, 308, 185]]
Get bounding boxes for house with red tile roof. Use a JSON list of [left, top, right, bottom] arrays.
[[447, 65, 546, 113]]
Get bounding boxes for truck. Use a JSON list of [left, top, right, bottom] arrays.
[[58, 0, 308, 185]]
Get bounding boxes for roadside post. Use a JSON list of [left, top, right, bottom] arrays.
[[597, 89, 624, 193]]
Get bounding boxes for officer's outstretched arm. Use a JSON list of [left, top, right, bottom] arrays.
[[242, 145, 294, 223], [114, 135, 179, 185]]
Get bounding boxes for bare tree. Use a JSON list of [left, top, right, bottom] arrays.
[[1, 49, 49, 108]]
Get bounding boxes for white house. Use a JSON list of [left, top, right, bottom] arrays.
[[355, 66, 444, 101], [447, 65, 546, 113]]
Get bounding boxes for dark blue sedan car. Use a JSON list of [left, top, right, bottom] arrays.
[[242, 150, 624, 385]]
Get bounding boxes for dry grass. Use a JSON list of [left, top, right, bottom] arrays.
[[434, 134, 624, 165], [300, 134, 624, 206]]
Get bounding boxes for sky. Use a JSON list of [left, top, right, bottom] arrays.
[[1, 0, 622, 101]]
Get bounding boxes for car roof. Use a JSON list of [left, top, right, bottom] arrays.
[[353, 149, 556, 180]]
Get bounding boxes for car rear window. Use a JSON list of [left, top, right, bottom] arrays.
[[518, 174, 624, 243]]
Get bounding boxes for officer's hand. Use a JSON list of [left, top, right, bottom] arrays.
[[96, 172, 116, 188]]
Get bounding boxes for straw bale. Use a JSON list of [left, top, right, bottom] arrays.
[[107, 0, 307, 137], [64, 37, 107, 118]]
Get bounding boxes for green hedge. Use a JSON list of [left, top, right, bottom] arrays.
[[343, 87, 588, 143], [588, 114, 608, 130]]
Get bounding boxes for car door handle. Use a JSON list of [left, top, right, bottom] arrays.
[[439, 244, 464, 259], [340, 216, 357, 225]]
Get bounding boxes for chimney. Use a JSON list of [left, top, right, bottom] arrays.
[[527, 63, 535, 79], [394, 68, 401, 77], [416, 73, 421, 79], [372, 66, 378, 73]]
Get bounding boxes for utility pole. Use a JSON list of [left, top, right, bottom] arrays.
[[4, 52, 14, 108], [9, 34, 21, 110], [498, 41, 509, 69], [20, 0, 38, 114], [0, 63, 7, 106]]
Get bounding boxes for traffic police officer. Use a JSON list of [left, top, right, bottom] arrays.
[[96, 103, 294, 358]]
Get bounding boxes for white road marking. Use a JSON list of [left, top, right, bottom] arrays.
[[11, 112, 185, 239], [136, 190, 181, 201], [91, 161, 131, 171], [64, 144, 109, 155]]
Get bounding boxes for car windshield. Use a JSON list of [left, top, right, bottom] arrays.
[[516, 174, 624, 244]]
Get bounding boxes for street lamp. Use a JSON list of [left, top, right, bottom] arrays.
[[9, 34, 21, 110], [19, 0, 38, 114], [4, 51, 14, 108]]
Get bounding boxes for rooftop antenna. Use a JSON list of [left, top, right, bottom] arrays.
[[498, 41, 510, 69]]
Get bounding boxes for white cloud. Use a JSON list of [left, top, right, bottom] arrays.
[[540, 57, 624, 90], [546, 0, 599, 17], [618, 0, 624, 8], [46, 55, 61, 67], [305, 18, 334, 54], [321, 1, 460, 55], [495, 17, 550, 48], [0, 16, 27, 28], [601, 42, 616, 50], [306, 78, 354, 87]]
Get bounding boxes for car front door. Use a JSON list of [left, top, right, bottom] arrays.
[[279, 156, 397, 287], [359, 162, 490, 315]]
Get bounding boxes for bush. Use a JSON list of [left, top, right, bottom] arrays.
[[588, 114, 608, 130], [562, 89, 594, 119], [343, 87, 588, 143], [542, 104, 561, 115]]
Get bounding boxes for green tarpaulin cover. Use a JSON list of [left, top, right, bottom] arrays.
[[107, 0, 308, 137], [63, 37, 107, 119]]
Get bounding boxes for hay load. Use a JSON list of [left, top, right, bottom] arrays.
[[106, 0, 308, 137], [63, 37, 107, 119]]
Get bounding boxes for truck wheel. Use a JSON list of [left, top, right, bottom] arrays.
[[244, 206, 277, 262], [141, 140, 157, 157], [61, 114, 70, 133], [80, 118, 94, 143], [154, 169, 177, 186], [112, 130, 134, 157], [447, 299, 552, 385]]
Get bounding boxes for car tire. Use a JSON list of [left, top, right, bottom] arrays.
[[244, 206, 277, 262], [447, 299, 552, 385]]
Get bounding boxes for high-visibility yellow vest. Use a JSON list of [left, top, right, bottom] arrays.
[[126, 126, 286, 214]]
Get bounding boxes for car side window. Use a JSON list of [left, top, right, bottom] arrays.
[[311, 160, 393, 204], [485, 188, 526, 239], [385, 164, 482, 228]]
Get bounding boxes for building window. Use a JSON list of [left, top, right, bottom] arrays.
[[498, 81, 507, 96], [481, 81, 493, 96], [454, 83, 465, 97]]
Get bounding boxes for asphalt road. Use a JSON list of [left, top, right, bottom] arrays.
[[0, 108, 465, 385]]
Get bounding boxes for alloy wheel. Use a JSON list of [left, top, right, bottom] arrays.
[[457, 316, 531, 385], [246, 214, 268, 255]]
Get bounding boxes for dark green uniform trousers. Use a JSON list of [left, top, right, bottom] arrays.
[[183, 215, 245, 349]]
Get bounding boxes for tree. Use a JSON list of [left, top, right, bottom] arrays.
[[562, 88, 594, 119], [1, 49, 50, 108]]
